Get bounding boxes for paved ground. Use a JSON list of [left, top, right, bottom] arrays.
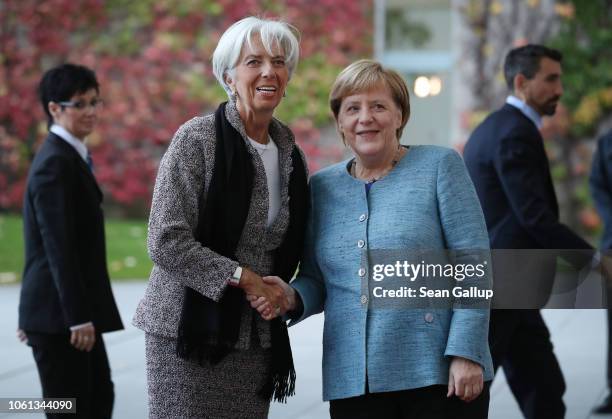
[[1, 281, 611, 418]]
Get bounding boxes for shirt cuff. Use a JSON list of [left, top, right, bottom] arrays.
[[70, 321, 93, 331]]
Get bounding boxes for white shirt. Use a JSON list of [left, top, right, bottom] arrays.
[[50, 124, 89, 163], [248, 136, 281, 228]]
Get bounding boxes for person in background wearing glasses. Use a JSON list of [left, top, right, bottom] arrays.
[[18, 63, 123, 419]]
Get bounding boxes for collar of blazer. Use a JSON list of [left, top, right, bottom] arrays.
[[502, 103, 544, 138], [222, 99, 297, 152], [48, 133, 103, 201]]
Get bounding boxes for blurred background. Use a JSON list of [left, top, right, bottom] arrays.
[[1, 0, 611, 283], [2, 2, 612, 418]]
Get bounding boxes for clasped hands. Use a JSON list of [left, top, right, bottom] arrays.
[[240, 271, 295, 321]]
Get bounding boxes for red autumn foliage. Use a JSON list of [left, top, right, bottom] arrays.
[[0, 0, 372, 214]]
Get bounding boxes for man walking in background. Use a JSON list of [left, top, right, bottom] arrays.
[[18, 63, 123, 418], [463, 44, 595, 419]]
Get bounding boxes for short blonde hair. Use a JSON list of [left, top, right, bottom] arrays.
[[329, 59, 410, 139], [212, 17, 300, 98]]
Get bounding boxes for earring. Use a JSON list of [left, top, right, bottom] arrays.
[[283, 91, 287, 98], [230, 89, 237, 102]]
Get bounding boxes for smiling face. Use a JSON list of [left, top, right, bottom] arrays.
[[48, 88, 100, 139], [225, 34, 289, 118], [336, 84, 403, 159]]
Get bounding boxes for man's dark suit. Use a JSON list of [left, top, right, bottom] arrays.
[[464, 103, 593, 419], [19, 132, 123, 418]]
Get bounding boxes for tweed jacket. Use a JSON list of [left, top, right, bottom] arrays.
[[290, 145, 494, 401], [133, 101, 306, 349]]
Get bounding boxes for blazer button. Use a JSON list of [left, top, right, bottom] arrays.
[[358, 268, 366, 277], [357, 239, 365, 248], [424, 313, 434, 323], [360, 295, 368, 305], [359, 214, 367, 222]]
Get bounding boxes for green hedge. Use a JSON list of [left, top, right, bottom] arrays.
[[0, 214, 151, 283]]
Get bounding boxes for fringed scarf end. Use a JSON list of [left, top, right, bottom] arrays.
[[175, 332, 233, 366], [258, 367, 297, 403]]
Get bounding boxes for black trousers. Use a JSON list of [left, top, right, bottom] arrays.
[[28, 333, 114, 419], [489, 310, 565, 419], [329, 383, 490, 419]]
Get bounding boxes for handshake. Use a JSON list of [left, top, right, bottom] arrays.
[[238, 268, 299, 321]]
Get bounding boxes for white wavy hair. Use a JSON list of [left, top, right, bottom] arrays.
[[212, 16, 300, 97]]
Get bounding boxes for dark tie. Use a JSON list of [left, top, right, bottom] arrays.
[[86, 153, 94, 173]]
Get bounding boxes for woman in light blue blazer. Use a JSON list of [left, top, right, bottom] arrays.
[[250, 60, 494, 418]]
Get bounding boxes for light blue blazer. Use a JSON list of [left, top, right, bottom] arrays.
[[290, 145, 494, 401]]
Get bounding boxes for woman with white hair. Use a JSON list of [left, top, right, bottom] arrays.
[[133, 16, 307, 418]]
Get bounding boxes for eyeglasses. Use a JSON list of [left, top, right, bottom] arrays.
[[58, 98, 104, 111]]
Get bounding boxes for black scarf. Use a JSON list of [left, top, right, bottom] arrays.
[[176, 102, 308, 402]]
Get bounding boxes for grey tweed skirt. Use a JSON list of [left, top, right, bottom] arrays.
[[145, 333, 272, 419]]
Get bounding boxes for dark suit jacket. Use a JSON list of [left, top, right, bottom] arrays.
[[19, 132, 123, 335], [590, 130, 612, 250], [463, 104, 593, 306]]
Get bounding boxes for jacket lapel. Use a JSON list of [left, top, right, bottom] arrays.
[[502, 104, 559, 215], [48, 133, 103, 202]]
